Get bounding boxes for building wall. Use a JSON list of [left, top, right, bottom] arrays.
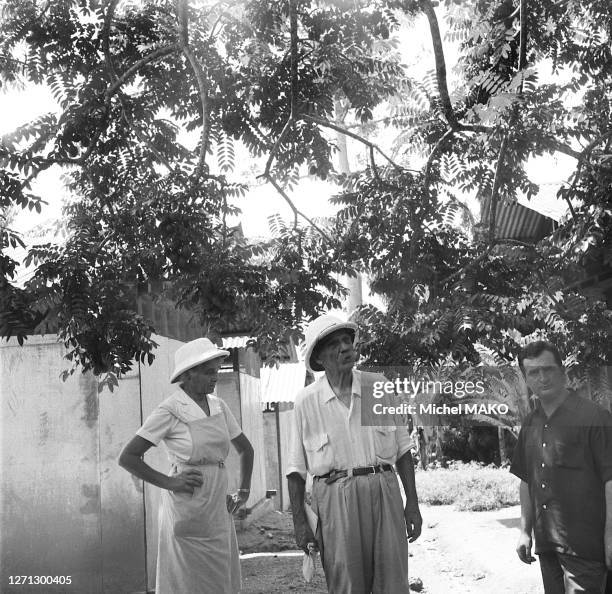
[[262, 411, 280, 508], [137, 334, 183, 593], [1, 334, 268, 593], [238, 377, 266, 503], [99, 368, 148, 593], [0, 335, 146, 594], [277, 405, 295, 510]]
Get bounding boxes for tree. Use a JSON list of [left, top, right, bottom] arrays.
[[325, 0, 612, 385], [0, 0, 610, 398], [0, 0, 404, 385]]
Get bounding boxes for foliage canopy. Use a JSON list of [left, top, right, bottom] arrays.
[[1, 0, 610, 392]]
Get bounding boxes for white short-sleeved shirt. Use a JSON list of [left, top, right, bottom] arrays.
[[137, 389, 242, 464], [286, 370, 414, 479]]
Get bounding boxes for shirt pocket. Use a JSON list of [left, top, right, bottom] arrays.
[[304, 432, 334, 474], [553, 438, 584, 468], [373, 426, 398, 461]]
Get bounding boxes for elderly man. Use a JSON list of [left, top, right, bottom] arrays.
[[511, 340, 612, 593], [287, 314, 421, 594]]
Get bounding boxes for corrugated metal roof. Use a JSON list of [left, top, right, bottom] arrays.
[[483, 200, 555, 242], [260, 362, 307, 403], [221, 336, 254, 349]]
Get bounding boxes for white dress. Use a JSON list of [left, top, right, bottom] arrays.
[[137, 389, 242, 594]]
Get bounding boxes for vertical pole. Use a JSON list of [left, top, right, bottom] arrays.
[[275, 404, 283, 510]]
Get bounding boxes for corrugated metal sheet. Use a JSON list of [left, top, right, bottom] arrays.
[[260, 362, 307, 403], [221, 335, 253, 349], [483, 200, 555, 242]]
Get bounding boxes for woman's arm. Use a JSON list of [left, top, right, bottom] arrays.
[[231, 432, 254, 490], [231, 432, 254, 504], [118, 435, 202, 494]]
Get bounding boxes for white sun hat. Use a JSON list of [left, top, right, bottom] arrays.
[[304, 314, 357, 373], [170, 338, 230, 383]]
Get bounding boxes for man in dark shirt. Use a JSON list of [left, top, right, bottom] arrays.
[[510, 341, 612, 593]]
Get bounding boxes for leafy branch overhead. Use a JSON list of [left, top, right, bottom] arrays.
[[0, 0, 610, 385]]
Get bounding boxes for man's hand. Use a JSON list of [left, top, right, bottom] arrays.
[[294, 518, 318, 554], [605, 522, 612, 570], [516, 530, 536, 564], [404, 504, 422, 543]]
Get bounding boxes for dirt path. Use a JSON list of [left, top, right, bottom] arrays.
[[409, 505, 543, 593], [237, 505, 544, 593]]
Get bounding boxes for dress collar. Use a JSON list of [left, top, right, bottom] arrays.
[[174, 387, 220, 415]]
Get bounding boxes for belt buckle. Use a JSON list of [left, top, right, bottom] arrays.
[[369, 465, 378, 474], [218, 461, 224, 468]]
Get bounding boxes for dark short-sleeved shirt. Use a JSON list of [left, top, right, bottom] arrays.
[[510, 393, 612, 562]]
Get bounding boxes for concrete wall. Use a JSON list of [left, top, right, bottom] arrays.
[[137, 334, 183, 593], [0, 335, 146, 594], [99, 368, 148, 593], [1, 334, 269, 593]]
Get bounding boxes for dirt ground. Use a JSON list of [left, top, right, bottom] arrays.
[[409, 504, 543, 594], [237, 510, 328, 593], [236, 505, 544, 594]]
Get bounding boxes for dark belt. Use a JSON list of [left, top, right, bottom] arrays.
[[315, 464, 394, 485]]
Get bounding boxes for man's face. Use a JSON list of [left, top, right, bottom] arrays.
[[182, 358, 223, 397], [522, 350, 566, 400], [315, 330, 356, 373]]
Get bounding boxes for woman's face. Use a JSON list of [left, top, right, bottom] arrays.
[[181, 358, 223, 397]]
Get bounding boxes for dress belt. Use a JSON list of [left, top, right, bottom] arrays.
[[315, 464, 394, 485], [176, 460, 225, 468]]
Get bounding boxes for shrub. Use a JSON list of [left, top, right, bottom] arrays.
[[415, 461, 519, 511]]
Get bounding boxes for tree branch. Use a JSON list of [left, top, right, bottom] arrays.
[[583, 129, 612, 157], [440, 245, 495, 287], [420, 0, 459, 130], [289, 0, 298, 119], [459, 123, 494, 134], [263, 118, 294, 177], [487, 135, 509, 246], [102, 0, 120, 84], [440, 237, 542, 287], [302, 114, 411, 171], [177, 0, 209, 177], [117, 94, 174, 172], [105, 45, 179, 101], [424, 128, 454, 191], [518, 0, 527, 77], [266, 176, 332, 242], [544, 137, 612, 172]]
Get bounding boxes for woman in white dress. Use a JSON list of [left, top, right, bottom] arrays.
[[119, 338, 254, 594]]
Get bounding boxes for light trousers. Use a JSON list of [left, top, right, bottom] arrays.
[[311, 471, 409, 594]]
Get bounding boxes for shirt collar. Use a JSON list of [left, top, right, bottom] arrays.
[[533, 390, 578, 419], [321, 369, 361, 402]]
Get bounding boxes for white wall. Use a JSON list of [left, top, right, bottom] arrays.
[[0, 335, 146, 593]]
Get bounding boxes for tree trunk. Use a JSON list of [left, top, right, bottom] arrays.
[[498, 426, 507, 465]]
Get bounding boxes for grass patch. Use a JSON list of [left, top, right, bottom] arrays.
[[415, 461, 520, 511]]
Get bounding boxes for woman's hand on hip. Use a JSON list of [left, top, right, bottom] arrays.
[[169, 469, 203, 494]]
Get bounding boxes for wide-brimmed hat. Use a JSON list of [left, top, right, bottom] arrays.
[[170, 338, 229, 383], [304, 314, 357, 373]]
